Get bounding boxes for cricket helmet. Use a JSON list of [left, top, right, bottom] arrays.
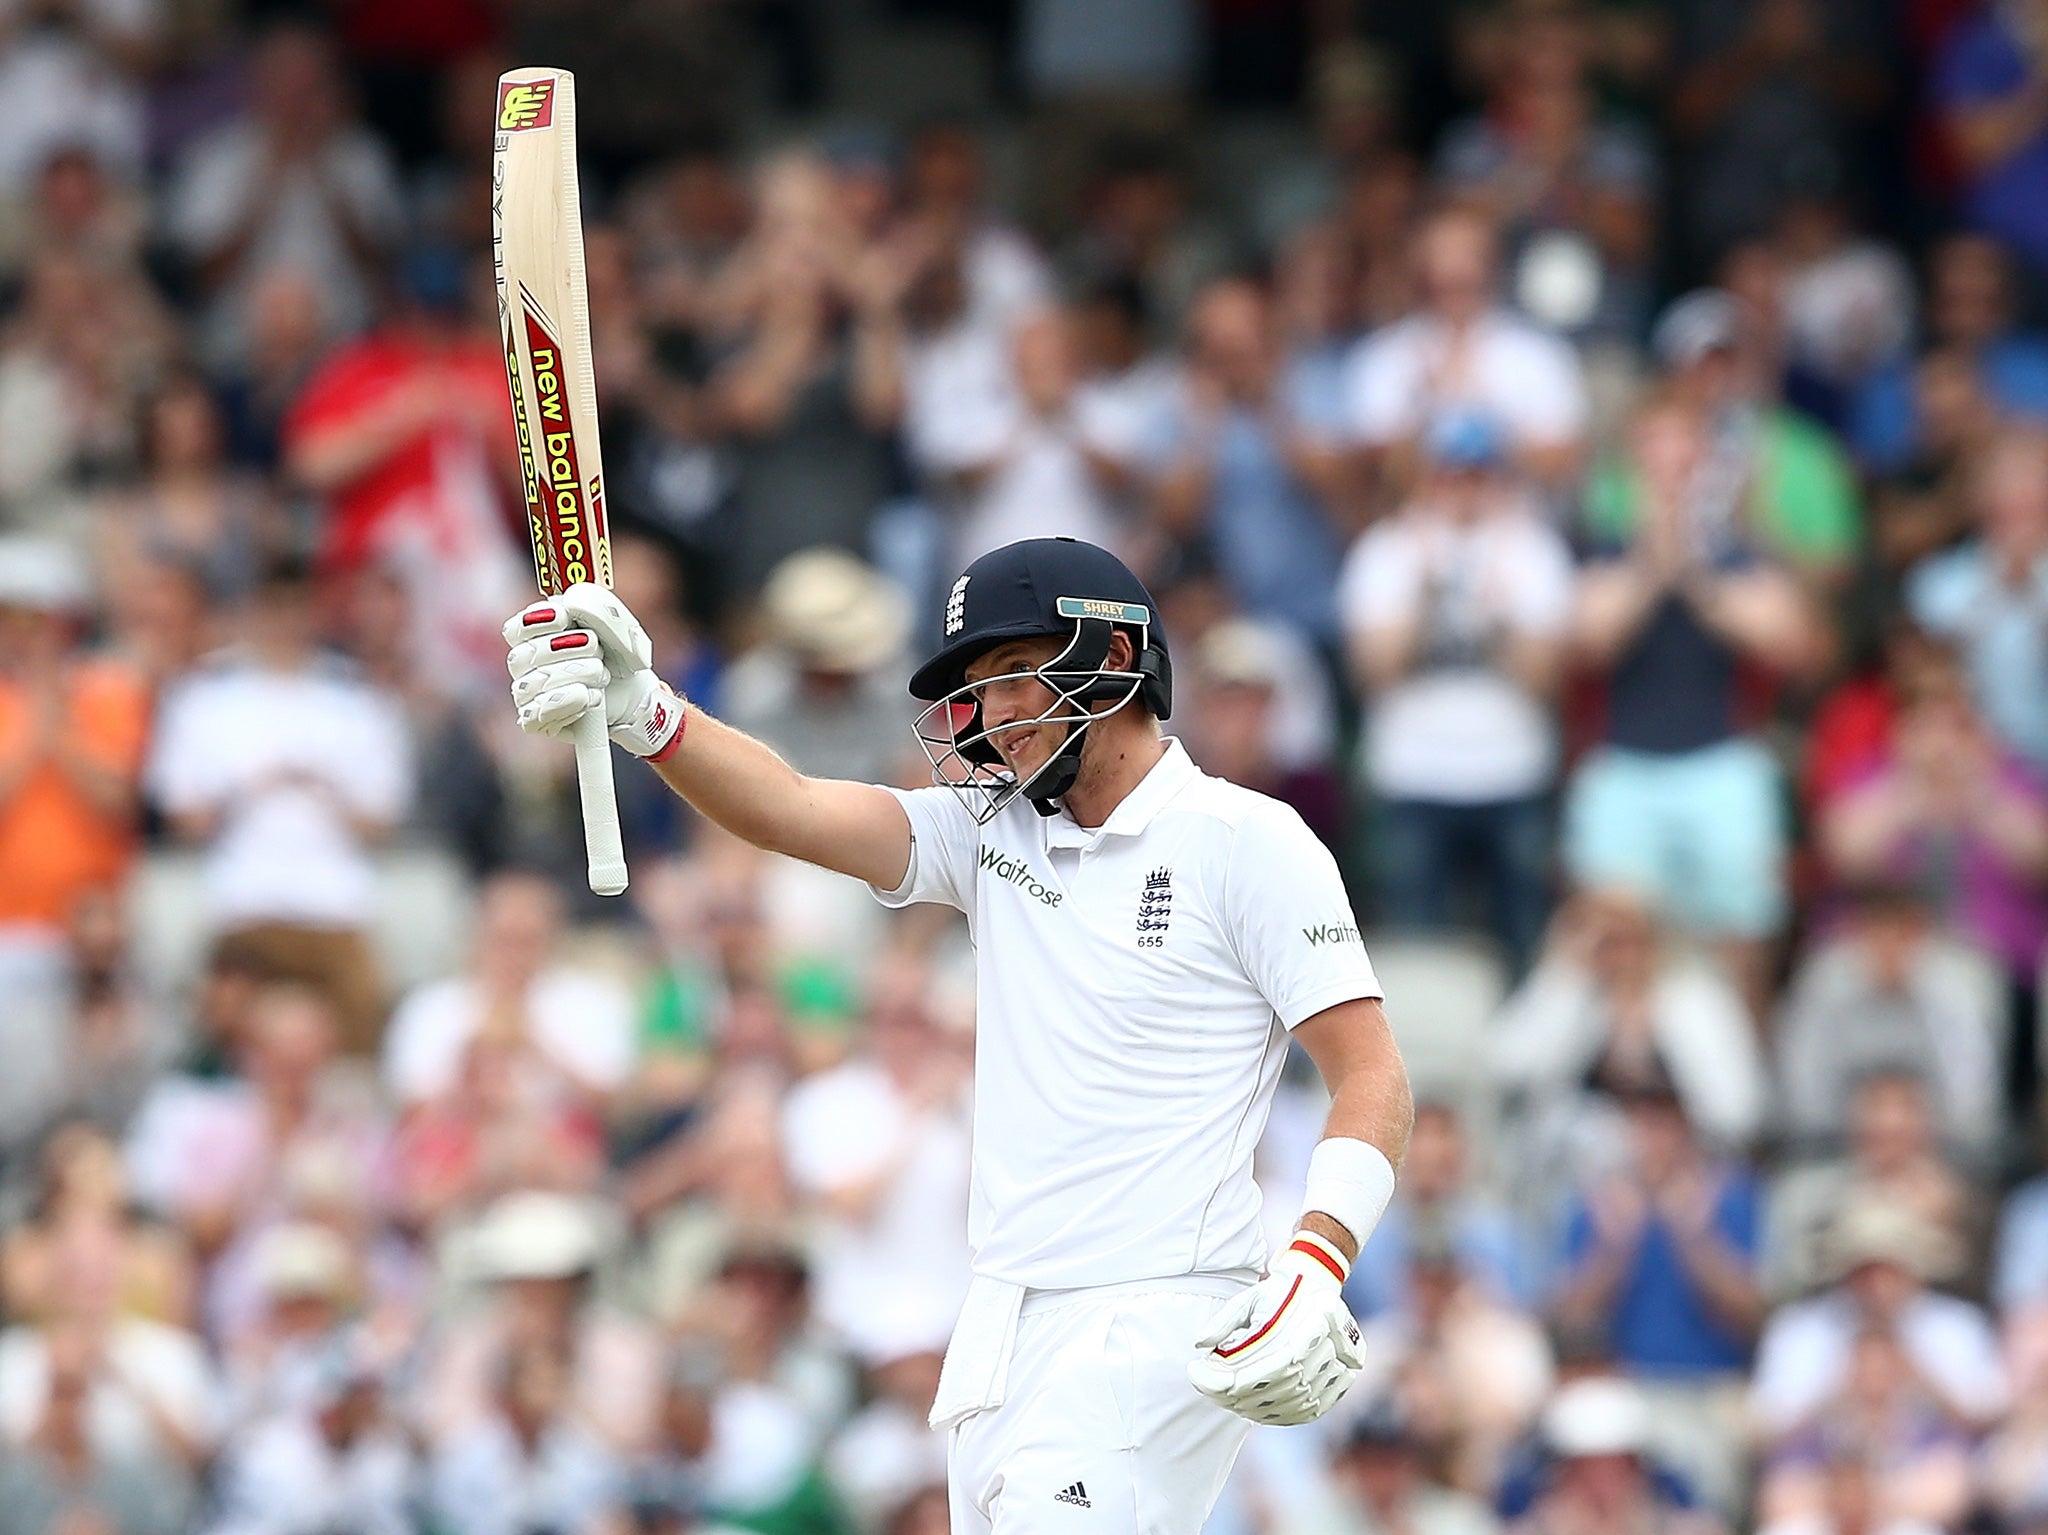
[[910, 537, 1172, 824]]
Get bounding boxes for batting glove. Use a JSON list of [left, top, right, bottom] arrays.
[[1188, 1234, 1364, 1426], [504, 584, 686, 760]]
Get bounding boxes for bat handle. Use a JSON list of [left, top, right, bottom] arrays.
[[571, 708, 629, 896]]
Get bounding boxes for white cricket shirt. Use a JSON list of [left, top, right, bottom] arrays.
[[871, 739, 1381, 1289]]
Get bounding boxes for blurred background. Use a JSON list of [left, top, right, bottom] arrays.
[[1, 0, 2047, 1531]]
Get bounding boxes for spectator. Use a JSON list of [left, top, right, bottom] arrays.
[[1851, 234, 2048, 477], [823, 1350, 947, 1535], [1751, 1199, 2008, 1443], [168, 22, 404, 369], [1764, 1071, 1983, 1306], [1434, 3, 1657, 344], [427, 1342, 625, 1535], [1666, 0, 1887, 270], [1493, 890, 1768, 1205], [121, 983, 382, 1334], [1179, 616, 1345, 850], [1567, 392, 1820, 998], [901, 122, 1052, 338], [1342, 206, 1588, 495], [1341, 408, 1573, 973], [1753, 1328, 1973, 1535], [1548, 1083, 1762, 1511], [1903, 424, 2048, 774], [1999, 1131, 2048, 1315], [1817, 652, 2048, 989], [206, 1347, 414, 1535], [1597, 288, 1861, 582], [1324, 1403, 1502, 1535], [708, 150, 903, 596], [1933, 0, 2048, 279], [383, 870, 636, 1115], [218, 1223, 360, 1429], [1772, 886, 2008, 1159], [722, 547, 913, 787], [1351, 1223, 1555, 1495], [780, 971, 970, 1371], [0, 2, 151, 202], [1507, 1376, 1727, 1535], [282, 248, 528, 698], [1061, 138, 1233, 343], [923, 302, 1154, 567], [0, 539, 148, 940], [1154, 274, 1353, 651], [147, 556, 409, 1050], [95, 375, 279, 616], [421, 1191, 664, 1456], [0, 248, 169, 527], [1349, 1100, 1536, 1317], [0, 1220, 217, 1497]]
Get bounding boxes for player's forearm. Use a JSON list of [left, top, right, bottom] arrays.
[[648, 705, 910, 887], [1294, 998, 1412, 1262]]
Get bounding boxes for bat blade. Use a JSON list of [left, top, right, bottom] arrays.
[[493, 66, 627, 897]]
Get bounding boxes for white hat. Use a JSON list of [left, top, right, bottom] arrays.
[[1543, 1377, 1652, 1458], [0, 537, 92, 612], [1194, 618, 1287, 690], [762, 547, 909, 673], [256, 1222, 354, 1302], [467, 1191, 605, 1282], [1824, 1198, 1959, 1283]]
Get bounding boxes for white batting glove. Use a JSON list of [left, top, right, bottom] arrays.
[[1188, 1234, 1364, 1426], [504, 584, 686, 759]]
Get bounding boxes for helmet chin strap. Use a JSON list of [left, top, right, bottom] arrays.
[[1023, 722, 1089, 817]]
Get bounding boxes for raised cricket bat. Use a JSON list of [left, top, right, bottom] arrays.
[[492, 67, 628, 896]]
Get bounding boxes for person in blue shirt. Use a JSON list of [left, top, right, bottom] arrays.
[[1551, 1080, 1764, 1379], [1935, 4, 2048, 278], [1852, 234, 2048, 475], [1154, 274, 1352, 652]]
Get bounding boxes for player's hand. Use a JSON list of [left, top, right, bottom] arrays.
[[1187, 1239, 1364, 1426], [504, 584, 685, 759]]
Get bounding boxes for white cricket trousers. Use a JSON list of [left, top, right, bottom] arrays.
[[947, 1279, 1253, 1535]]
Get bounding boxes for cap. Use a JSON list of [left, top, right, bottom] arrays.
[[1653, 289, 1741, 369], [255, 1222, 354, 1302], [1543, 1377, 1652, 1458], [1193, 617, 1287, 690], [1823, 1198, 1960, 1283], [1424, 407, 1507, 471], [0, 537, 92, 613], [762, 547, 909, 674], [466, 1191, 605, 1282]]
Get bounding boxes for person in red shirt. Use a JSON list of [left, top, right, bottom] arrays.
[[284, 248, 527, 698]]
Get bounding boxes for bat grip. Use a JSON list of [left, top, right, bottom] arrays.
[[571, 708, 629, 895]]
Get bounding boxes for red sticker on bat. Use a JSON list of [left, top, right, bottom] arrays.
[[497, 79, 555, 132]]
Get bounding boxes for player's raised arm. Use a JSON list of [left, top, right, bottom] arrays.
[[504, 584, 913, 891]]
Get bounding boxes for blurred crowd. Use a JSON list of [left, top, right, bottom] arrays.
[[2, 0, 2048, 1533]]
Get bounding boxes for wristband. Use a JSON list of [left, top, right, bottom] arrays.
[[1299, 1137, 1397, 1254], [646, 691, 687, 763]]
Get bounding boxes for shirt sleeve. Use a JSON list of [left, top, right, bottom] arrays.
[[869, 784, 981, 914], [1504, 520, 1577, 635], [1220, 796, 1380, 1029]]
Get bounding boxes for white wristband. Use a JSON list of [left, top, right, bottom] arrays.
[[1299, 1137, 1398, 1252]]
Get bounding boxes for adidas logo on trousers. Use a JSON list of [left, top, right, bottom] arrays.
[[1054, 1482, 1091, 1507]]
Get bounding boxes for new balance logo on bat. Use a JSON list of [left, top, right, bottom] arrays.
[[1055, 1483, 1091, 1508]]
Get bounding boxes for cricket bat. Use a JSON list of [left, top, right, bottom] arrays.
[[492, 66, 628, 896]]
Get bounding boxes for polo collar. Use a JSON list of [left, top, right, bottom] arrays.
[[1042, 738, 1199, 848]]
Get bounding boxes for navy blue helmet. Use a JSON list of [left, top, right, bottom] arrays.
[[910, 538, 1172, 822]]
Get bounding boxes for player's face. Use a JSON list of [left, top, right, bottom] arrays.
[[964, 636, 1070, 782]]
